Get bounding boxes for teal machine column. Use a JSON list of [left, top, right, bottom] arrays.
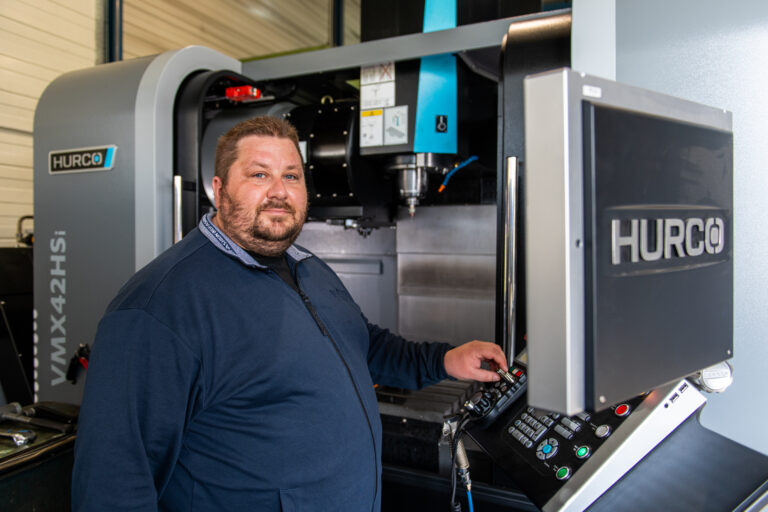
[[357, 0, 460, 217]]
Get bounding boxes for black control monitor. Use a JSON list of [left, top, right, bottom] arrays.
[[522, 68, 733, 414]]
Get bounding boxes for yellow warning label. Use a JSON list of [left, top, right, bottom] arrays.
[[361, 109, 383, 117]]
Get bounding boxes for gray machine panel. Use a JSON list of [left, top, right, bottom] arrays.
[[523, 68, 733, 415], [33, 47, 240, 403], [34, 56, 152, 404], [242, 10, 570, 81]]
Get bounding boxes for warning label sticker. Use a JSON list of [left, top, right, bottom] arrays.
[[360, 62, 395, 85], [360, 82, 395, 109], [360, 61, 396, 110], [360, 109, 384, 147], [384, 106, 408, 145]]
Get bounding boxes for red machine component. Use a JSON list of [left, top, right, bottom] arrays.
[[225, 85, 262, 102]]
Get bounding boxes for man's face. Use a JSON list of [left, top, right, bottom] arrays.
[[212, 135, 308, 256]]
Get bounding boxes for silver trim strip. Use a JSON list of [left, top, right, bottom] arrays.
[[503, 156, 518, 361], [172, 175, 182, 244]]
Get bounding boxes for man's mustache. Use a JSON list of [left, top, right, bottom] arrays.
[[257, 200, 295, 214]]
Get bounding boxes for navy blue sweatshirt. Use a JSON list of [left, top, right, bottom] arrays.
[[72, 215, 451, 511]]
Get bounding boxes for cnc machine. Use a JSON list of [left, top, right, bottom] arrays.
[[32, 7, 768, 512]]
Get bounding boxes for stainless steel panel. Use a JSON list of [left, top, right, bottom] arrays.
[[395, 205, 496, 255], [396, 205, 497, 346], [297, 221, 396, 256], [297, 222, 398, 332], [398, 295, 495, 346], [398, 254, 494, 300], [325, 259, 382, 275]]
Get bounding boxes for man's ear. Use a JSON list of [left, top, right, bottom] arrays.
[[212, 176, 222, 209]]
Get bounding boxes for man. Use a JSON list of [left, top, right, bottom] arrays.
[[72, 116, 507, 511]]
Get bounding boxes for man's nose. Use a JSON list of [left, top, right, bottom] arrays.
[[267, 177, 287, 198]]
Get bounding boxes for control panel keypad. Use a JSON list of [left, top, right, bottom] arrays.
[[465, 364, 529, 428], [501, 399, 642, 484]]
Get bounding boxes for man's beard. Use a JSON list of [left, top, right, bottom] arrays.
[[216, 187, 307, 257]]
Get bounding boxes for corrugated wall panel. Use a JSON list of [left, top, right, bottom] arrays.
[[0, 0, 97, 246], [122, 0, 333, 60], [4, 0, 95, 48]]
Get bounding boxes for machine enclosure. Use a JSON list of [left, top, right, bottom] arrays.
[[33, 48, 241, 403]]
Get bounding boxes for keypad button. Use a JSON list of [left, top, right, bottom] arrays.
[[554, 424, 574, 440], [561, 417, 582, 432], [595, 424, 612, 439]]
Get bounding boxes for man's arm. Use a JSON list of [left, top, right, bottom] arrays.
[[72, 309, 201, 512], [366, 320, 508, 388]]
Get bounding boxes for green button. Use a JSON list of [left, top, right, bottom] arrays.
[[556, 467, 571, 480], [576, 446, 590, 458]]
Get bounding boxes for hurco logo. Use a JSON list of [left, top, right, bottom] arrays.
[[611, 216, 725, 265], [49, 145, 117, 174]]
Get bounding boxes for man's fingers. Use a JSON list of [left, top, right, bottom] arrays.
[[444, 340, 510, 382], [467, 367, 502, 382], [472, 341, 508, 372]]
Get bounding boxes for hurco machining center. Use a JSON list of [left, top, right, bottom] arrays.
[[30, 6, 768, 512]]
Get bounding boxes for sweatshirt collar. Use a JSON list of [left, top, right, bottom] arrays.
[[199, 213, 312, 268]]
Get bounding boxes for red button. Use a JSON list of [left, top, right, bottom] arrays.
[[514, 370, 523, 377], [615, 404, 630, 417]]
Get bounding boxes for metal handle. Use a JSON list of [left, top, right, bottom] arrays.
[[503, 156, 518, 362], [173, 175, 183, 244]]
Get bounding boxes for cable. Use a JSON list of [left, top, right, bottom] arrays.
[[448, 414, 473, 511], [467, 490, 474, 512], [439, 155, 479, 193], [450, 429, 459, 511]]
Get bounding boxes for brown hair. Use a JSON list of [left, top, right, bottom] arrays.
[[214, 116, 302, 183]]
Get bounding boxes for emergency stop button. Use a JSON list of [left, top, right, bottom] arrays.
[[614, 404, 631, 417]]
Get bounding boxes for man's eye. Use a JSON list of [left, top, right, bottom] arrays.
[[251, 172, 266, 178], [285, 174, 300, 181]]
